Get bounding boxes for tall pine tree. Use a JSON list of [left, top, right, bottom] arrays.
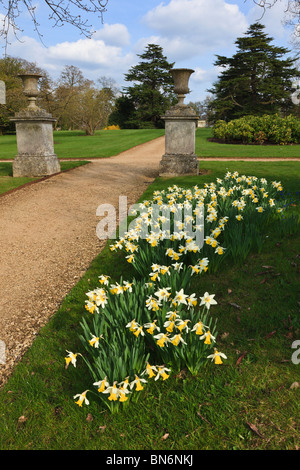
[[208, 23, 299, 121], [122, 44, 175, 128]]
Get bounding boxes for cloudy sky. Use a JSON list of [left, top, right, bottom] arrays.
[[0, 0, 296, 101]]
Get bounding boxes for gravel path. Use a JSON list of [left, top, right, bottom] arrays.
[[0, 136, 165, 387]]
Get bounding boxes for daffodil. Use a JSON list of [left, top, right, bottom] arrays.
[[98, 275, 110, 285], [144, 320, 160, 335], [177, 318, 191, 332], [102, 382, 119, 401], [155, 287, 171, 302], [89, 335, 102, 348], [155, 366, 171, 381], [200, 292, 217, 310], [191, 321, 207, 336], [130, 375, 147, 391], [154, 332, 170, 348], [170, 334, 187, 346], [172, 288, 188, 306], [207, 349, 227, 364], [93, 377, 109, 393], [65, 351, 78, 368], [141, 363, 158, 378], [200, 330, 216, 345], [164, 320, 175, 333], [74, 390, 89, 407]]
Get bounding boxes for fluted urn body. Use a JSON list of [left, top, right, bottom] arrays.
[[171, 68, 194, 106], [18, 73, 43, 109]]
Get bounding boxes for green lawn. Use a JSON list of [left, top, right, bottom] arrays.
[[196, 128, 300, 159], [0, 161, 299, 450], [2, 127, 299, 161], [0, 161, 90, 195], [0, 129, 165, 160]]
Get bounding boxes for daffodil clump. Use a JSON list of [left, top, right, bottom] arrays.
[[65, 274, 225, 412], [65, 172, 291, 413], [110, 171, 288, 274]]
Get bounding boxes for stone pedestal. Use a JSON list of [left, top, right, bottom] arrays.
[[11, 72, 60, 178], [159, 106, 199, 177], [159, 68, 199, 177], [11, 108, 60, 177]]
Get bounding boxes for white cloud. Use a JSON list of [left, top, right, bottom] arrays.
[[141, 0, 249, 60], [93, 23, 131, 47]]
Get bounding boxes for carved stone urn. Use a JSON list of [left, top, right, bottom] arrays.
[[18, 73, 43, 109], [171, 68, 194, 106]]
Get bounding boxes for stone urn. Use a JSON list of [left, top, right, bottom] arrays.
[[11, 72, 60, 177], [171, 68, 194, 106], [18, 73, 43, 109]]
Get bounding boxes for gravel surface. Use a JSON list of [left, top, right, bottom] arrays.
[[0, 136, 165, 388]]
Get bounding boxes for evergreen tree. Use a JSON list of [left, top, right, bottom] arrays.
[[122, 44, 175, 128], [208, 23, 299, 121]]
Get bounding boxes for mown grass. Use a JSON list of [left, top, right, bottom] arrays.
[[0, 129, 165, 160], [196, 128, 300, 159], [0, 161, 299, 450], [0, 161, 90, 195]]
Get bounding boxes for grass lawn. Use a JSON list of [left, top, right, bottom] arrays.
[[0, 161, 90, 196], [0, 129, 165, 160], [196, 128, 300, 159], [0, 161, 299, 450]]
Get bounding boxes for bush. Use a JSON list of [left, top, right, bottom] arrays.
[[212, 114, 300, 145]]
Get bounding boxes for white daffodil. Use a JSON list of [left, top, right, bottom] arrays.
[[170, 334, 187, 346], [172, 288, 188, 306], [200, 292, 217, 310], [155, 287, 171, 302], [89, 334, 102, 348], [200, 331, 216, 345], [102, 381, 119, 401]]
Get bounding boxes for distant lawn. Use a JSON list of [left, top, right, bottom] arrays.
[[0, 129, 165, 160], [0, 161, 89, 195], [196, 128, 300, 159]]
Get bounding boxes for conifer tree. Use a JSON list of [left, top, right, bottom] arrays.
[[122, 44, 175, 128], [208, 23, 299, 121]]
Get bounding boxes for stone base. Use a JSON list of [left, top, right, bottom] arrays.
[[159, 153, 199, 177], [12, 154, 61, 177]]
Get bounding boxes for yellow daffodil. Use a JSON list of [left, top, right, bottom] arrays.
[[200, 330, 216, 345], [65, 351, 78, 368], [93, 377, 109, 393], [207, 349, 227, 364], [155, 366, 171, 381], [74, 390, 89, 407]]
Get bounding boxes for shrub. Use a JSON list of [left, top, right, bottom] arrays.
[[212, 114, 300, 145]]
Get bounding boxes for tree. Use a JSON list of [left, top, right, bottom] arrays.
[[0, 0, 109, 47], [121, 44, 175, 129], [208, 22, 299, 122], [72, 77, 118, 135]]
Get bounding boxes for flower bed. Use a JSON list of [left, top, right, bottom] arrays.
[[65, 171, 298, 412]]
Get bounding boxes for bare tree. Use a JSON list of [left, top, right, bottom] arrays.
[[0, 0, 109, 48]]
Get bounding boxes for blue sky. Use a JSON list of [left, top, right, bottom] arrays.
[[0, 0, 296, 102]]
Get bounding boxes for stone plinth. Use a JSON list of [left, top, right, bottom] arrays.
[[11, 108, 60, 177], [159, 105, 199, 177]]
